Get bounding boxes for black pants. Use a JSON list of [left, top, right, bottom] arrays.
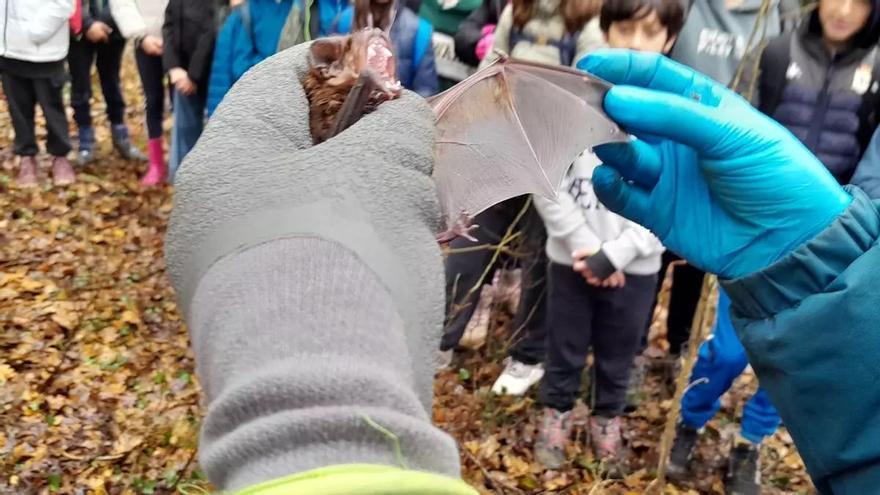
[[2, 72, 71, 156], [134, 48, 168, 139], [642, 251, 704, 355], [441, 195, 547, 365], [540, 263, 656, 416], [68, 38, 127, 129]]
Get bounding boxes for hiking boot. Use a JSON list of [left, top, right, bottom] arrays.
[[491, 357, 544, 396], [624, 354, 647, 413], [76, 126, 96, 166], [667, 422, 700, 481], [590, 415, 623, 460], [16, 156, 38, 187], [725, 442, 761, 495], [51, 156, 75, 186], [534, 407, 573, 469], [112, 124, 147, 161]]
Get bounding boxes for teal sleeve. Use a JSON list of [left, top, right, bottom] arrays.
[[723, 187, 880, 495]]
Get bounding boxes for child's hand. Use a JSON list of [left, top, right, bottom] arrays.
[[601, 271, 626, 288], [572, 248, 625, 288], [86, 21, 112, 43], [176, 76, 197, 96], [140, 35, 163, 56]]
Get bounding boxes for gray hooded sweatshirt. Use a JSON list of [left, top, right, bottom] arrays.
[[670, 0, 800, 85]]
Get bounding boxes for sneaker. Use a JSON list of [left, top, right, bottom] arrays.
[[491, 357, 544, 396], [590, 415, 623, 460], [435, 348, 454, 371], [16, 156, 39, 187], [458, 284, 493, 350], [534, 408, 573, 469], [725, 442, 760, 495], [77, 126, 96, 166], [667, 422, 700, 481], [624, 355, 647, 413], [111, 124, 147, 161], [494, 268, 522, 314], [51, 156, 75, 186]]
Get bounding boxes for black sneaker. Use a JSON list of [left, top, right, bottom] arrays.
[[667, 422, 699, 481], [725, 443, 760, 495]]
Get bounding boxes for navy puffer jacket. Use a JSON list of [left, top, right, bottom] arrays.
[[757, 3, 880, 184]]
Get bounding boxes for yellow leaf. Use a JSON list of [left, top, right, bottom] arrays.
[[0, 363, 16, 383], [502, 454, 530, 478], [19, 277, 44, 291], [478, 435, 500, 459], [112, 228, 126, 239], [120, 310, 140, 325]]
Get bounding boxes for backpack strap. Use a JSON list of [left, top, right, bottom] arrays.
[[412, 18, 433, 72], [757, 31, 793, 117]]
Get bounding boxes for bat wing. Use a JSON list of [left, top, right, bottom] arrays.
[[428, 57, 628, 230]]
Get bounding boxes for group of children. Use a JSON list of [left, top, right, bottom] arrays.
[[1, 0, 441, 189], [441, 0, 880, 493]]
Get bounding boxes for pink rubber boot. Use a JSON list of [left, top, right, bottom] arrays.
[[140, 137, 167, 186]]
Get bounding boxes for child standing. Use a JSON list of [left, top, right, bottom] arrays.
[[531, 0, 682, 469], [447, 0, 602, 390], [0, 0, 76, 187], [69, 0, 147, 165], [108, 0, 171, 185], [162, 0, 217, 178]]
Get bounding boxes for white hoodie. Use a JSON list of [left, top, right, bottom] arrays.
[[109, 0, 169, 41], [0, 0, 74, 63], [534, 151, 664, 276]]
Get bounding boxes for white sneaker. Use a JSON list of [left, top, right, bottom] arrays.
[[491, 358, 545, 396]]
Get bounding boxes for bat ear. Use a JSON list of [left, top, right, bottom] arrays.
[[309, 37, 346, 72]]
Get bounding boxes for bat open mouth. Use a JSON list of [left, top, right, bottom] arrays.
[[364, 31, 402, 93]]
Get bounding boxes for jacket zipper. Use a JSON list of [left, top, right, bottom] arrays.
[[806, 60, 834, 153]]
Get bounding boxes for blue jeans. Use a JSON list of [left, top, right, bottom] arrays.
[[170, 90, 206, 179], [681, 290, 781, 443]]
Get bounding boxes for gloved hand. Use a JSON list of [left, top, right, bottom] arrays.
[[577, 50, 852, 279], [165, 43, 463, 491]]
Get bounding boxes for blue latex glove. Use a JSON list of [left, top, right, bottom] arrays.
[[576, 50, 852, 279]]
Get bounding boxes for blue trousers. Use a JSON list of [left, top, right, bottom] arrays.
[[680, 290, 781, 443], [170, 89, 206, 179]]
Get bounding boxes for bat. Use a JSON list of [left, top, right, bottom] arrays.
[[303, 39, 627, 241], [304, 29, 402, 144]]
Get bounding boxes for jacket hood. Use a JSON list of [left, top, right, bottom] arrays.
[[806, 0, 880, 49]]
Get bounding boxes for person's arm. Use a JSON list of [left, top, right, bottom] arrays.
[[573, 17, 605, 67], [108, 0, 147, 40], [188, 25, 218, 88], [28, 0, 74, 45], [585, 221, 663, 279], [454, 0, 493, 67], [479, 3, 511, 69], [851, 127, 880, 199], [723, 187, 880, 494], [166, 42, 476, 494], [162, 0, 183, 71], [411, 25, 439, 97], [206, 8, 244, 116], [532, 153, 603, 258]]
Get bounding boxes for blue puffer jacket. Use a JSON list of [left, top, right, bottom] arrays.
[[724, 187, 880, 494], [756, 5, 880, 184], [333, 6, 439, 97]]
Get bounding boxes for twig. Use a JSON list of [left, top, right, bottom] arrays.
[[647, 274, 718, 494], [462, 447, 525, 495], [172, 447, 198, 491], [587, 479, 616, 495]]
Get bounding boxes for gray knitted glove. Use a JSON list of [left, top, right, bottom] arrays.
[[165, 43, 459, 490]]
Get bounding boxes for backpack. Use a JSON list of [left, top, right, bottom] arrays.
[[508, 28, 580, 66]]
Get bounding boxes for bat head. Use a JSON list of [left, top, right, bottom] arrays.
[[308, 29, 400, 93]]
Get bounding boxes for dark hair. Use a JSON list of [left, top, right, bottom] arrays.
[[512, 0, 602, 34], [600, 0, 686, 38]]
